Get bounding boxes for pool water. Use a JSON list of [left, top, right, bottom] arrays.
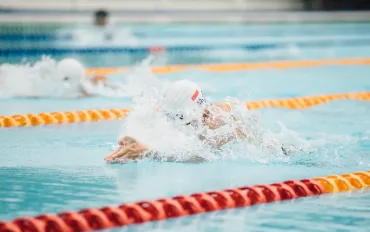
[[1, 23, 370, 66], [1, 23, 370, 231]]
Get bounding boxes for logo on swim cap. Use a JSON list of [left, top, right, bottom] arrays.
[[196, 92, 206, 107], [191, 89, 206, 109], [191, 89, 199, 101]]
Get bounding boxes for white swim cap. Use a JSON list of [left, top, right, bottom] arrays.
[[162, 80, 207, 123], [56, 58, 85, 96], [57, 58, 85, 82]]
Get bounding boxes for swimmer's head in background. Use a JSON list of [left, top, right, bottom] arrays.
[[162, 80, 207, 125], [57, 58, 86, 96], [94, 9, 109, 26]]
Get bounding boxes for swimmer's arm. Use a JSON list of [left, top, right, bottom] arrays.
[[107, 150, 206, 164], [199, 127, 246, 149], [105, 137, 206, 164], [89, 74, 108, 84], [205, 103, 239, 131], [105, 136, 149, 162]]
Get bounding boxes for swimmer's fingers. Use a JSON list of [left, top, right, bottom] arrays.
[[104, 147, 122, 161], [120, 144, 148, 161], [109, 147, 129, 160], [105, 144, 134, 161], [105, 137, 131, 160], [115, 144, 139, 160], [112, 150, 140, 164], [106, 139, 147, 163], [120, 150, 138, 161]]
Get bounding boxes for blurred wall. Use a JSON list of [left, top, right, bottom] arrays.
[[0, 0, 304, 11], [1, 0, 369, 11], [1, 0, 369, 23]]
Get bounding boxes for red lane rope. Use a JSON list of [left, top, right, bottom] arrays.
[[1, 171, 369, 232]]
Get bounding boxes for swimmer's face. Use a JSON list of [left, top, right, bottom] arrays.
[[165, 108, 212, 127], [187, 109, 211, 127]]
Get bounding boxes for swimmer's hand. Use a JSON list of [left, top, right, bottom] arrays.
[[104, 136, 148, 163]]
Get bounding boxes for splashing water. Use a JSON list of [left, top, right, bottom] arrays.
[[118, 60, 209, 162], [2, 56, 366, 167], [0, 56, 135, 98], [115, 60, 310, 164], [0, 56, 76, 98], [115, 59, 370, 167]]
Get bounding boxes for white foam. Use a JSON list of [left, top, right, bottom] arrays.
[[116, 59, 370, 167], [0, 56, 83, 98], [116, 61, 309, 163], [0, 56, 137, 98]]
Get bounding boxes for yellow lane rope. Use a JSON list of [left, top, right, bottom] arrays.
[[86, 58, 370, 75], [1, 92, 369, 128]]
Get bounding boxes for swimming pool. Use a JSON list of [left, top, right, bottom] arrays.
[[1, 23, 370, 231], [2, 23, 370, 66]]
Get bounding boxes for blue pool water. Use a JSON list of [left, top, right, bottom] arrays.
[[2, 23, 370, 66], [1, 23, 370, 231]]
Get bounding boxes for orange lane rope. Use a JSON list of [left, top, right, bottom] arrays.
[[1, 92, 370, 128], [86, 58, 370, 75], [1, 171, 369, 232]]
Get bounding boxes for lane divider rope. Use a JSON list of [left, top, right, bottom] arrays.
[[1, 92, 370, 128], [86, 58, 370, 75], [1, 170, 369, 232]]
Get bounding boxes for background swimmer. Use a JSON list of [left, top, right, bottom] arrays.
[[94, 9, 109, 27], [0, 57, 126, 98], [105, 80, 295, 163]]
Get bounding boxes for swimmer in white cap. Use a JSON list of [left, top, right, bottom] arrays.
[[105, 79, 252, 162], [0, 57, 111, 98], [105, 79, 296, 162], [56, 58, 115, 97], [56, 58, 90, 97]]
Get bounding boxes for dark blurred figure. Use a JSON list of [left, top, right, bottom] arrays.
[[303, 0, 322, 10], [95, 9, 109, 26], [304, 0, 370, 10]]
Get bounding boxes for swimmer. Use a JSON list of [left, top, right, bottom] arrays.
[[94, 9, 109, 27], [0, 57, 123, 98], [55, 58, 108, 97], [104, 80, 292, 163]]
